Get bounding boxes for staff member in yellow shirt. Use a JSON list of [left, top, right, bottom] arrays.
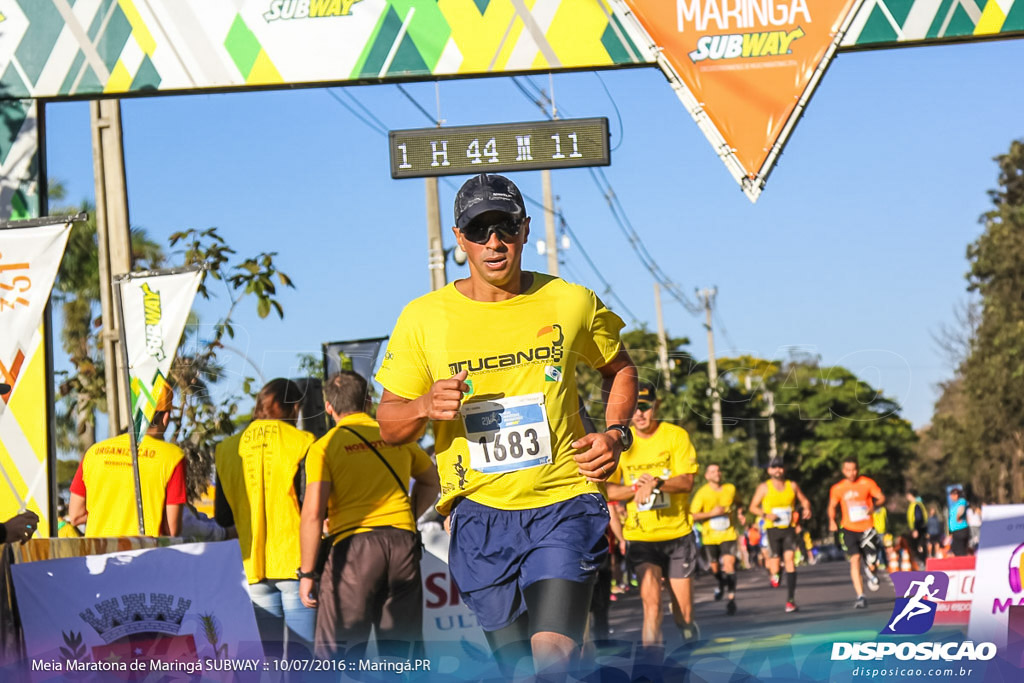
[[298, 371, 440, 659], [690, 463, 743, 615], [215, 378, 315, 657], [607, 382, 700, 652], [69, 387, 185, 537]]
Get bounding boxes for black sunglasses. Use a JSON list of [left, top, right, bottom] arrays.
[[461, 218, 523, 245]]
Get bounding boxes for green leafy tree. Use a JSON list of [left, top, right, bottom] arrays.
[[926, 139, 1024, 503], [768, 356, 916, 533], [166, 227, 295, 501], [574, 326, 694, 431]]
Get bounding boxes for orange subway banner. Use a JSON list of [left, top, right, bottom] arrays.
[[619, 0, 862, 201]]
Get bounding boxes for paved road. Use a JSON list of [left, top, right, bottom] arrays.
[[602, 560, 902, 650]]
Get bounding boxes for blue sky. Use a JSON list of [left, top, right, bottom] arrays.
[[43, 38, 1024, 429]]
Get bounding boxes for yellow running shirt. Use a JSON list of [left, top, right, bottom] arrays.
[[215, 419, 315, 583], [376, 274, 624, 515], [762, 480, 796, 530], [79, 434, 185, 537], [306, 412, 433, 543], [690, 482, 738, 544], [612, 422, 699, 543]]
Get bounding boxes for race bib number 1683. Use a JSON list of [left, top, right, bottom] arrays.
[[462, 393, 553, 474]]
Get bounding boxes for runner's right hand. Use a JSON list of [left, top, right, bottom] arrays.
[[425, 369, 470, 420]]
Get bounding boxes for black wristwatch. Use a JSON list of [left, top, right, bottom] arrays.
[[606, 424, 633, 451], [296, 568, 319, 580]]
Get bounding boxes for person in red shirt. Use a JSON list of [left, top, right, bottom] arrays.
[[828, 457, 885, 609], [68, 389, 186, 537]]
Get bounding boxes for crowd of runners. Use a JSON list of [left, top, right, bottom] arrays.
[[61, 172, 978, 681]]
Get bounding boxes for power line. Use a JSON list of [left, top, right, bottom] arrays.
[[396, 83, 437, 125], [510, 79, 702, 317], [339, 88, 390, 132], [593, 73, 624, 152], [713, 309, 738, 354], [589, 167, 702, 315], [325, 89, 388, 136], [516, 188, 640, 324], [323, 79, 644, 327]]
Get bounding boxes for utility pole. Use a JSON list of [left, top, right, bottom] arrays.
[[425, 176, 446, 291], [425, 85, 447, 292], [764, 388, 778, 460], [91, 99, 133, 436], [541, 169, 558, 276], [698, 287, 723, 440], [653, 283, 671, 389]]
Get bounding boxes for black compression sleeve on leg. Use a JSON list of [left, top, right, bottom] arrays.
[[484, 612, 531, 678], [725, 573, 736, 594], [716, 570, 725, 590], [523, 578, 594, 644], [786, 571, 797, 602]]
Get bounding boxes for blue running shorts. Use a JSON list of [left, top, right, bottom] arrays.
[[448, 493, 609, 632]]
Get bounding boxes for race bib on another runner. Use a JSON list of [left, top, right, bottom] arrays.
[[462, 393, 552, 474], [636, 489, 669, 512], [709, 515, 731, 532], [848, 503, 870, 523], [772, 507, 792, 528]]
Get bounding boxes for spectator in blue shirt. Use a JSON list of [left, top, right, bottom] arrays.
[[948, 489, 970, 556]]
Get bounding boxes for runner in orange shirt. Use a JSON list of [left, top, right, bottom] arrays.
[[828, 456, 886, 609]]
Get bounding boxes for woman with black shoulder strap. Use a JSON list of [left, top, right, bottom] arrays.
[[298, 371, 440, 660]]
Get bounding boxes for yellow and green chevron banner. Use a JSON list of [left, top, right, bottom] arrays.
[[0, 219, 72, 539], [0, 0, 643, 100], [843, 0, 1024, 47]]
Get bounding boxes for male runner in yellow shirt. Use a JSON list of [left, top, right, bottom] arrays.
[[691, 463, 743, 615], [749, 457, 811, 613], [375, 173, 637, 680], [607, 382, 699, 650]]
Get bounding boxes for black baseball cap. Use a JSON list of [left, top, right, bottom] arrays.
[[454, 173, 526, 230], [637, 381, 657, 405], [767, 457, 785, 469]]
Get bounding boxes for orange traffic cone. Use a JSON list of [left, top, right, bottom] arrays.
[[900, 549, 912, 571]]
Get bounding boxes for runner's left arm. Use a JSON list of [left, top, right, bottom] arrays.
[[572, 349, 637, 483], [658, 473, 695, 494], [298, 481, 330, 609], [792, 481, 812, 520], [827, 485, 840, 531], [871, 481, 886, 510], [409, 448, 442, 519], [658, 431, 697, 494]]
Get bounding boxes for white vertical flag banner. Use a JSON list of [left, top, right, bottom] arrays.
[[0, 220, 73, 516], [116, 268, 203, 444]]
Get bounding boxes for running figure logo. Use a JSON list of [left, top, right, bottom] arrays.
[[881, 571, 949, 635]]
